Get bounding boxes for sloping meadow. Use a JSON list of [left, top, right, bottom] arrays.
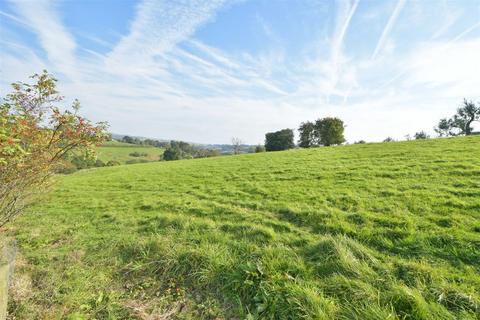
[[7, 136, 480, 319]]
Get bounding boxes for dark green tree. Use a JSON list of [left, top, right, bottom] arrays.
[[314, 117, 345, 146], [435, 99, 480, 136], [162, 147, 183, 161], [122, 136, 134, 144], [162, 140, 219, 161], [414, 131, 429, 140], [265, 129, 294, 151], [255, 145, 266, 153], [298, 121, 316, 148]]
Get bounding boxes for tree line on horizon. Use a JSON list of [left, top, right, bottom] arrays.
[[262, 99, 480, 151], [263, 117, 346, 152], [117, 99, 480, 157], [57, 97, 480, 167], [162, 140, 220, 161]]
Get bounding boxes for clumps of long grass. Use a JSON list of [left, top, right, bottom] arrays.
[[115, 228, 479, 319]]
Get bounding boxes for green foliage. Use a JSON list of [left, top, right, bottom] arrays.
[[120, 136, 169, 148], [435, 99, 480, 136], [265, 129, 294, 151], [255, 145, 266, 153], [129, 151, 148, 157], [95, 159, 105, 167], [162, 146, 185, 161], [297, 118, 346, 148], [163, 141, 219, 161], [54, 160, 78, 174], [314, 117, 346, 146], [7, 136, 480, 319], [70, 154, 96, 170], [414, 131, 429, 140], [125, 159, 149, 165], [106, 160, 121, 166], [298, 121, 316, 148]]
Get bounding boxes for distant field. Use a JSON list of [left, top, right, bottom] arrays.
[[7, 136, 480, 319], [96, 140, 163, 164]]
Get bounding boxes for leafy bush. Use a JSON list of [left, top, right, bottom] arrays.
[[414, 131, 429, 140], [106, 160, 121, 166], [125, 159, 149, 164], [70, 155, 96, 169], [95, 159, 105, 167], [163, 141, 219, 161], [0, 71, 108, 227], [54, 160, 78, 174], [129, 152, 148, 157], [255, 145, 266, 153]]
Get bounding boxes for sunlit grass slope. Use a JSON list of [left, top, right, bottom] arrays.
[[96, 140, 163, 164], [8, 136, 480, 319]]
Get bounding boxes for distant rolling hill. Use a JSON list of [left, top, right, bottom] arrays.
[[110, 133, 255, 154], [96, 140, 164, 164]]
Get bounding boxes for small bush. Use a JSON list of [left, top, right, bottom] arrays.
[[54, 161, 78, 174], [106, 160, 121, 166], [95, 159, 105, 167], [129, 152, 148, 157], [71, 155, 96, 169], [414, 131, 429, 140], [126, 159, 149, 165], [255, 145, 266, 153]]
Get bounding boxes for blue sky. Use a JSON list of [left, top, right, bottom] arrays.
[[1, 0, 479, 144]]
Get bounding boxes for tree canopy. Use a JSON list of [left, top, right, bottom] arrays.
[[265, 129, 294, 151], [298, 121, 316, 148], [435, 99, 480, 136], [297, 117, 345, 148], [162, 140, 219, 161], [314, 117, 345, 146]]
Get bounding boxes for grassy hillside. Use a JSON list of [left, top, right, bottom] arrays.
[[96, 140, 164, 164], [6, 137, 480, 319]]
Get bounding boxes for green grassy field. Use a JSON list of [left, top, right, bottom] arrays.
[[6, 136, 480, 319], [96, 140, 164, 164]]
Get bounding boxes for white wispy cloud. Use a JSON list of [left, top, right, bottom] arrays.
[[106, 0, 228, 73], [377, 20, 480, 90], [405, 39, 480, 97], [296, 0, 360, 104], [371, 0, 406, 60], [9, 0, 78, 79]]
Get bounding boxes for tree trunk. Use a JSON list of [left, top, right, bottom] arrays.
[[465, 118, 474, 135]]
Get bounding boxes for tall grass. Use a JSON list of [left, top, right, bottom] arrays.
[[6, 136, 480, 319]]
